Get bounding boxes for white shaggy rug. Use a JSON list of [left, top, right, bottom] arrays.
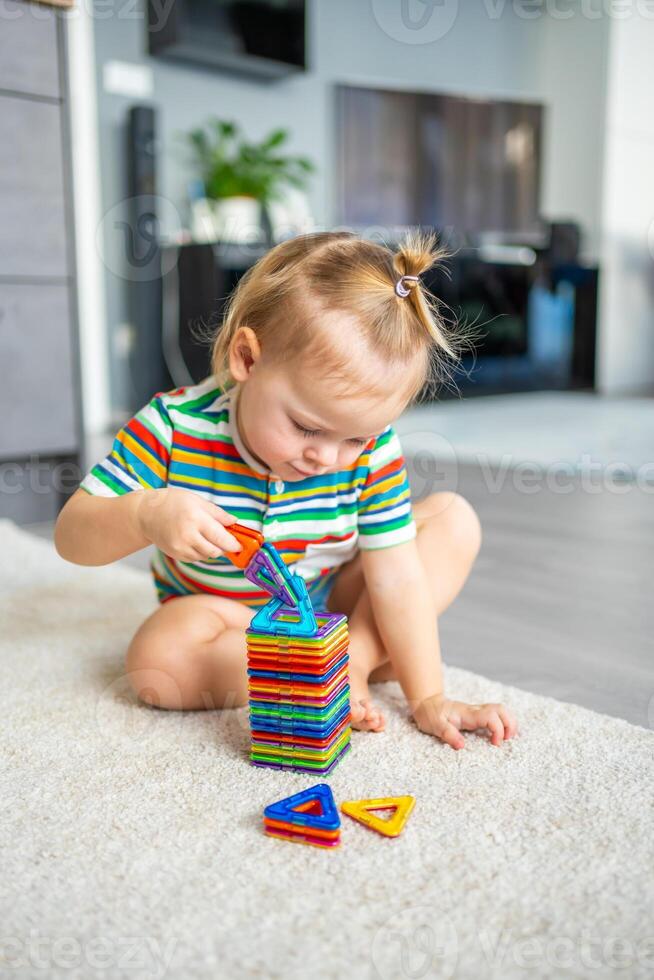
[[1, 519, 653, 980]]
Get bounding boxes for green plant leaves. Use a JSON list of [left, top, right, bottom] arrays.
[[184, 117, 316, 203]]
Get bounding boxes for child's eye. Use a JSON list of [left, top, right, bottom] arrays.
[[289, 416, 369, 446], [292, 419, 321, 438]]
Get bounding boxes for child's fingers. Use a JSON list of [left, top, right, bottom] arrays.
[[185, 530, 227, 561], [474, 707, 505, 746], [216, 507, 238, 525], [459, 705, 505, 745], [482, 703, 517, 740], [172, 536, 216, 563], [197, 500, 241, 539], [497, 705, 518, 739], [182, 533, 216, 561], [438, 720, 465, 751], [200, 519, 241, 555], [203, 501, 240, 532]]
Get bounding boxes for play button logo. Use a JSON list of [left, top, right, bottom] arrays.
[[371, 0, 460, 44]]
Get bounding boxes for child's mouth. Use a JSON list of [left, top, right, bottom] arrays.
[[289, 462, 322, 477]]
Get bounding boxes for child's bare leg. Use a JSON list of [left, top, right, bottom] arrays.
[[125, 594, 255, 710], [125, 493, 480, 721], [326, 492, 482, 731]]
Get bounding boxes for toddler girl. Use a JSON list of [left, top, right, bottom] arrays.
[[55, 230, 516, 749]]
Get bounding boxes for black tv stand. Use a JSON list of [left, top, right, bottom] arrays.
[[159, 240, 598, 398]]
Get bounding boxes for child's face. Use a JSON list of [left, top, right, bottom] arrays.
[[235, 356, 412, 482]]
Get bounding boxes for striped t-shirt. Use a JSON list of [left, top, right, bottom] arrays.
[[80, 377, 416, 607]]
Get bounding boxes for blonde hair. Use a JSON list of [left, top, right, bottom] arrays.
[[210, 229, 460, 404]]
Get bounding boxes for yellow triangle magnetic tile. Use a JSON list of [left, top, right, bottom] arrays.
[[340, 796, 415, 838]]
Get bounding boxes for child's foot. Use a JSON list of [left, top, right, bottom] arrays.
[[349, 669, 385, 732]]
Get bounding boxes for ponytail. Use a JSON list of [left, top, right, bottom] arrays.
[[209, 228, 463, 403], [392, 228, 457, 361]]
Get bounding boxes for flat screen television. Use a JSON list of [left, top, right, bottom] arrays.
[[336, 84, 542, 237], [147, 0, 306, 79]]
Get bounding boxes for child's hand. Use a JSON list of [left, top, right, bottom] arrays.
[[135, 487, 243, 563], [412, 694, 518, 750]]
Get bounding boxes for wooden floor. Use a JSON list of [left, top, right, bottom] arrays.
[[27, 461, 653, 729], [434, 463, 653, 729]]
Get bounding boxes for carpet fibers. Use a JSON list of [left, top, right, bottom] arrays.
[[1, 519, 653, 980]]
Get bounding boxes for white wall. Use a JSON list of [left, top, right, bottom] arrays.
[[537, 9, 610, 260], [66, 1, 111, 436], [80, 0, 612, 425], [597, 13, 654, 394]]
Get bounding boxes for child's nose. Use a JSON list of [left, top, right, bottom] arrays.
[[305, 442, 339, 468]]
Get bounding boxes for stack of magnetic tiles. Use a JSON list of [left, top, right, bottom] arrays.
[[263, 783, 341, 849], [226, 523, 351, 775]]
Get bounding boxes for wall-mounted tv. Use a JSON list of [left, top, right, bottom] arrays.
[[147, 0, 306, 80], [336, 84, 543, 237]]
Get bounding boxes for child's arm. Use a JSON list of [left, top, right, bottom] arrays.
[[54, 487, 242, 567], [359, 539, 516, 749]]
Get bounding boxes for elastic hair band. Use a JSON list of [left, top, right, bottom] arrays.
[[395, 275, 420, 298]]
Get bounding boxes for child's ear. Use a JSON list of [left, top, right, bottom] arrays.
[[229, 327, 261, 381]]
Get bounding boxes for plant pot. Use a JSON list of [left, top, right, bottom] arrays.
[[210, 196, 265, 245]]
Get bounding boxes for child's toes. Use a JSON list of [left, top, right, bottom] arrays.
[[366, 708, 385, 733], [351, 697, 385, 733], [370, 706, 386, 732], [349, 698, 368, 727]]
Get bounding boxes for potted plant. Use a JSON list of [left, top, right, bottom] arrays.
[[184, 119, 315, 244]]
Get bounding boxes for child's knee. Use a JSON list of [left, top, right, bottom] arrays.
[[125, 631, 186, 708], [418, 491, 482, 561], [452, 493, 482, 560]]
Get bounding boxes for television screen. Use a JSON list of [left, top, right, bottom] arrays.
[[336, 85, 542, 236], [148, 0, 306, 78]]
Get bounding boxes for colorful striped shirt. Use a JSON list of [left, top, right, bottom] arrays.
[[80, 377, 416, 607]]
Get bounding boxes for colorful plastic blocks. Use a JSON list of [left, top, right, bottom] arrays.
[[340, 796, 416, 838], [248, 606, 351, 773], [226, 523, 352, 775], [263, 783, 342, 849], [263, 786, 416, 849]]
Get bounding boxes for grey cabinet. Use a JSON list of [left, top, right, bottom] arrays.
[[0, 1, 80, 525], [0, 1, 60, 99], [0, 96, 69, 278], [0, 283, 77, 457]]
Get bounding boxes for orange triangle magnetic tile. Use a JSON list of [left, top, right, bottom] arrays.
[[340, 796, 415, 838], [264, 827, 341, 849], [263, 817, 340, 840], [225, 523, 264, 569]]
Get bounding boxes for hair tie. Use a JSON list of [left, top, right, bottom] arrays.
[[395, 275, 420, 298]]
